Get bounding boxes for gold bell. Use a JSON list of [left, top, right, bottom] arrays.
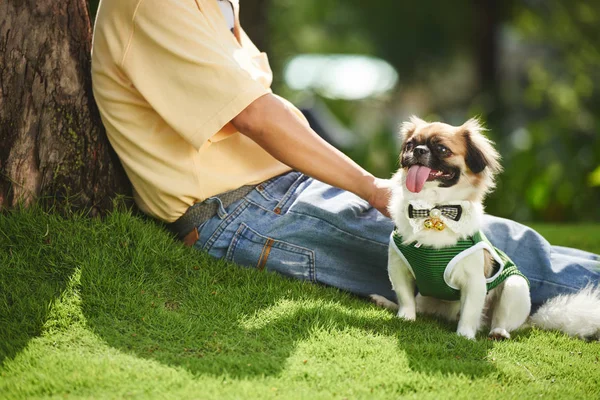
[[434, 221, 445, 231], [424, 219, 434, 229]]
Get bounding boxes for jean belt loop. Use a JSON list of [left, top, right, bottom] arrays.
[[205, 197, 228, 219]]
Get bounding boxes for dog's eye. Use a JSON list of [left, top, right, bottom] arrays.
[[405, 141, 414, 151], [438, 145, 452, 155]]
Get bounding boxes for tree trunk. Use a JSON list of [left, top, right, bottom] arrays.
[[0, 0, 131, 215], [473, 0, 500, 96]]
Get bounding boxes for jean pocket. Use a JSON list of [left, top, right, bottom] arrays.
[[256, 172, 308, 214], [225, 223, 315, 282]]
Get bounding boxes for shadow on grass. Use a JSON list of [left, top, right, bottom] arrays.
[[76, 216, 498, 380], [0, 210, 78, 365], [197, 301, 498, 379], [1, 208, 498, 379]]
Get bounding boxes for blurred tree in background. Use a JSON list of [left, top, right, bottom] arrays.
[[87, 0, 600, 222]]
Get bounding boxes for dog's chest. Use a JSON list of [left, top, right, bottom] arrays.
[[391, 232, 476, 301]]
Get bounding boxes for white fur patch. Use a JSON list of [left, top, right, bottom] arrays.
[[530, 284, 600, 339]]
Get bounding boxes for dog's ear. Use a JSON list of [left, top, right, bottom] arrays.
[[460, 118, 502, 175], [400, 115, 426, 143]]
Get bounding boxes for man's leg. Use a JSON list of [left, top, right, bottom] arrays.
[[283, 183, 600, 306], [194, 173, 396, 300], [193, 172, 599, 308], [481, 215, 600, 308]]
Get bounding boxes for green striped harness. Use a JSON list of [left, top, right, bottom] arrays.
[[390, 230, 529, 301]]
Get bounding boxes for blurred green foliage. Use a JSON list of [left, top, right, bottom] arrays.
[[87, 0, 599, 221], [482, 0, 600, 222], [267, 0, 600, 222]]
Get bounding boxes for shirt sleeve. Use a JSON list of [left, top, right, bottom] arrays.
[[122, 0, 271, 149]]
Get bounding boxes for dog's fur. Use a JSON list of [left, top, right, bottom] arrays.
[[371, 116, 600, 340]]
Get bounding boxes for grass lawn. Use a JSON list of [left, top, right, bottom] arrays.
[[1, 208, 599, 399]]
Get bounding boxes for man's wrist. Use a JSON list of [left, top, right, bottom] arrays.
[[356, 173, 377, 204], [362, 176, 392, 217]]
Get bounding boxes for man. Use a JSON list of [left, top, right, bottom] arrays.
[[91, 0, 599, 305]]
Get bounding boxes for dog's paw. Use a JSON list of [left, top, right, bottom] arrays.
[[397, 308, 416, 321], [369, 294, 399, 311], [488, 328, 510, 340], [457, 327, 477, 340]]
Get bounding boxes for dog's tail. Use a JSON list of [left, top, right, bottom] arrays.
[[529, 284, 600, 340]]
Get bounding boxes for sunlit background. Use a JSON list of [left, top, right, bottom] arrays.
[[89, 0, 600, 222], [284, 55, 398, 100]]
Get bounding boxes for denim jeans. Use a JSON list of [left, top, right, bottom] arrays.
[[193, 171, 600, 307]]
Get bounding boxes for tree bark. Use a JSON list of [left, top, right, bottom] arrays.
[[473, 0, 500, 95], [0, 0, 130, 214]]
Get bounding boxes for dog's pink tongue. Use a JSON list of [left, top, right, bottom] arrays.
[[406, 165, 432, 193]]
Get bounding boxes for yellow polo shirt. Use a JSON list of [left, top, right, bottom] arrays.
[[91, 0, 293, 222]]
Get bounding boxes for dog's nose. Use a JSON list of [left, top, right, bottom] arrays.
[[414, 145, 430, 156]]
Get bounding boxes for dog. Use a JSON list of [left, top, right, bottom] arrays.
[[371, 116, 600, 340]]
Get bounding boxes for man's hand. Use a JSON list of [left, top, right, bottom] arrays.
[[365, 177, 393, 218]]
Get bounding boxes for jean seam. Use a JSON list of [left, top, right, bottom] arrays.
[[225, 222, 316, 282], [287, 209, 390, 248], [245, 198, 282, 215], [255, 172, 303, 207], [310, 251, 316, 282], [255, 187, 277, 202], [225, 223, 246, 261], [528, 276, 595, 291], [203, 200, 250, 252], [275, 174, 308, 212]]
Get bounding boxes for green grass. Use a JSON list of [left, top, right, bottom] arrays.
[[1, 208, 599, 399]]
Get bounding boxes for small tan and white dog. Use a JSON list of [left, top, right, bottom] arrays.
[[371, 116, 600, 340]]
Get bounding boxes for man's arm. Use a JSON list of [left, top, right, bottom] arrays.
[[231, 93, 391, 216]]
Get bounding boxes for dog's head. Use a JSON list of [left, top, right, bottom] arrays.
[[398, 116, 502, 203]]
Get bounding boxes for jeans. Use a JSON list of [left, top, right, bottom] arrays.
[[193, 171, 600, 307]]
